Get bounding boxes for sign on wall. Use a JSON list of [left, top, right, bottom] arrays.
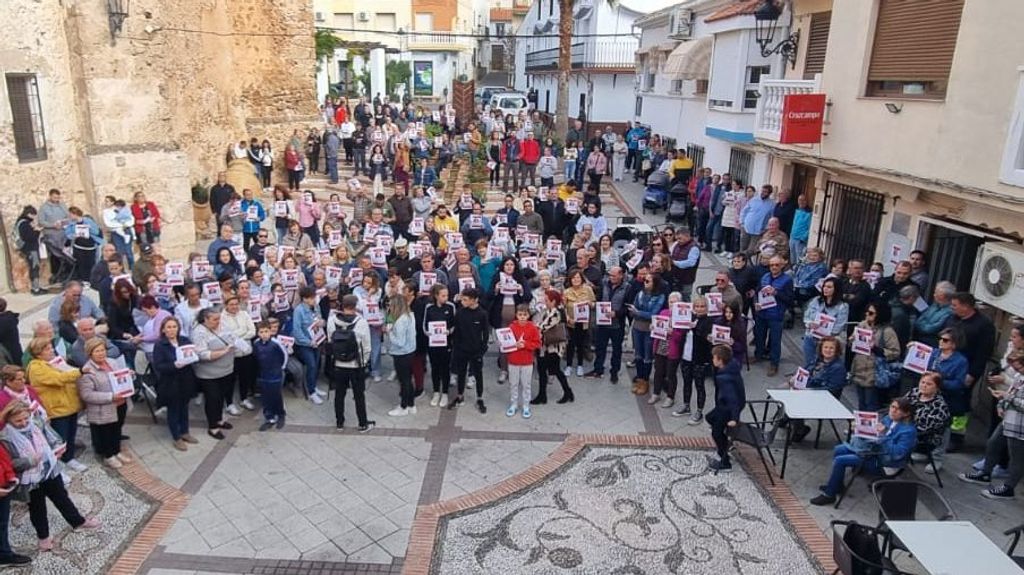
[[413, 61, 433, 96], [779, 93, 827, 144]]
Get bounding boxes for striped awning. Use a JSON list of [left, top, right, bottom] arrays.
[[663, 36, 712, 80]]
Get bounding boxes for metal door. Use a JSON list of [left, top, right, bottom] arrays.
[[921, 223, 983, 293], [816, 182, 885, 264]]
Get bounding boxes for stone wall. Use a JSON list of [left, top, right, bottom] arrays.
[[0, 0, 318, 293]]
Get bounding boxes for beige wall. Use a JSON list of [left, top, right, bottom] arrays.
[[0, 0, 317, 292]]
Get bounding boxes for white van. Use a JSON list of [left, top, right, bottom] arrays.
[[488, 92, 529, 118]]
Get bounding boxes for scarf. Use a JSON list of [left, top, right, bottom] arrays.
[[1, 420, 58, 487], [5, 388, 48, 422]]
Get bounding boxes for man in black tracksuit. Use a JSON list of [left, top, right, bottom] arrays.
[[450, 288, 490, 413]]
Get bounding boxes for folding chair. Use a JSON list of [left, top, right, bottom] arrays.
[[727, 399, 785, 485], [1003, 522, 1024, 569], [871, 479, 956, 559], [41, 238, 76, 289], [830, 520, 914, 575]]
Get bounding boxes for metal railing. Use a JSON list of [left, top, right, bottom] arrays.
[[753, 76, 821, 141], [525, 40, 639, 71]]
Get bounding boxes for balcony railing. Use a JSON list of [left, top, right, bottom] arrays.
[[404, 32, 472, 51], [754, 76, 821, 142], [525, 40, 639, 72]]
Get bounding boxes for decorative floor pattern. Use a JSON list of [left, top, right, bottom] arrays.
[[413, 437, 827, 575]]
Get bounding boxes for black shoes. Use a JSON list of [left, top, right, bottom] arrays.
[[810, 494, 837, 506], [610, 373, 619, 384], [259, 421, 274, 432], [556, 394, 574, 404], [276, 416, 286, 429], [358, 421, 376, 433], [791, 424, 812, 444], [477, 399, 487, 414], [530, 396, 547, 405], [708, 458, 732, 473], [0, 553, 31, 565]]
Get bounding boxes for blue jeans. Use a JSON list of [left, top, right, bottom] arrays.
[[857, 386, 881, 412], [259, 378, 285, 421], [49, 413, 79, 462], [564, 160, 576, 182], [790, 238, 807, 264], [326, 156, 339, 183], [166, 398, 189, 440], [276, 226, 288, 245], [293, 345, 320, 395], [111, 233, 135, 269], [824, 443, 881, 496], [369, 327, 382, 377], [706, 215, 722, 248], [802, 335, 818, 370], [593, 325, 624, 376], [754, 316, 784, 366], [632, 329, 653, 380]]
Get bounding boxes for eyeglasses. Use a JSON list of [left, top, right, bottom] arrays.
[[939, 336, 952, 343]]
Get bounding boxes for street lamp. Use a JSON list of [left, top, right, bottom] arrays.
[[107, 0, 129, 41], [754, 0, 799, 69]]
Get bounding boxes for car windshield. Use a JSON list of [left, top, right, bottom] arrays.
[[500, 98, 524, 109]]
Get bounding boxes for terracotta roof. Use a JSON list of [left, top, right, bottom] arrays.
[[705, 0, 762, 23], [490, 8, 513, 22]]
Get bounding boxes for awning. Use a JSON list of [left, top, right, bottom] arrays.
[[663, 36, 712, 80]]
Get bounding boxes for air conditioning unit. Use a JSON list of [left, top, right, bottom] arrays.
[[971, 242, 1024, 317], [357, 12, 370, 22], [669, 9, 693, 39], [315, 12, 324, 22]]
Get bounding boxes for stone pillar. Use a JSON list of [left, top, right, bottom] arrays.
[[370, 47, 386, 102]]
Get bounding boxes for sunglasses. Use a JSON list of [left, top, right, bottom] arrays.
[[866, 310, 877, 316], [939, 336, 952, 343]]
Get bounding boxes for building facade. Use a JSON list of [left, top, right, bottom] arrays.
[[0, 0, 317, 293]]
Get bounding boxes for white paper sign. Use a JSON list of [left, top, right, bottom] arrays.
[[155, 282, 174, 298], [176, 344, 199, 366], [230, 245, 247, 264], [446, 233, 464, 250], [499, 273, 520, 295], [903, 341, 932, 375], [706, 292, 723, 317], [596, 302, 613, 326], [565, 198, 580, 214], [272, 292, 291, 312], [573, 301, 590, 323], [852, 327, 873, 356], [203, 282, 223, 304], [309, 323, 326, 346], [457, 277, 475, 293], [520, 256, 539, 272], [496, 328, 517, 353], [325, 266, 344, 287], [651, 315, 670, 341], [711, 324, 731, 345], [409, 217, 424, 235], [274, 201, 289, 217], [419, 272, 437, 295], [108, 369, 135, 396], [74, 224, 90, 239], [369, 246, 388, 268], [853, 411, 880, 440], [428, 321, 448, 347], [328, 230, 343, 248], [274, 335, 294, 354], [246, 206, 260, 222], [247, 300, 263, 321], [364, 301, 383, 326], [165, 263, 185, 286], [671, 302, 694, 329], [348, 267, 363, 288], [793, 367, 810, 390], [757, 287, 777, 310], [48, 356, 74, 372], [191, 260, 211, 281], [811, 312, 837, 339], [469, 215, 483, 230], [281, 269, 299, 290], [626, 251, 643, 270]]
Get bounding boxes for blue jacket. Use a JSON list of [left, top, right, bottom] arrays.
[[807, 357, 847, 394], [252, 338, 286, 382], [413, 166, 437, 187], [64, 216, 104, 246], [793, 261, 827, 290], [631, 290, 666, 322], [929, 349, 970, 415], [791, 208, 812, 242], [240, 199, 266, 234], [914, 303, 952, 344], [757, 271, 794, 321], [292, 303, 319, 348], [714, 360, 746, 422], [872, 416, 918, 468], [626, 127, 644, 150], [207, 237, 238, 264]]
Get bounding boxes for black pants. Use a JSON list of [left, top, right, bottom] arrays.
[[565, 324, 588, 369], [706, 407, 732, 463], [234, 354, 257, 402], [682, 362, 709, 410], [652, 355, 680, 398], [90, 420, 121, 459], [394, 353, 415, 408], [452, 350, 484, 398], [310, 147, 321, 173], [343, 139, 353, 163], [489, 162, 501, 186], [261, 165, 272, 188], [199, 375, 232, 428], [29, 475, 85, 539], [333, 366, 368, 427], [428, 348, 451, 394], [287, 170, 302, 190], [536, 352, 572, 401]]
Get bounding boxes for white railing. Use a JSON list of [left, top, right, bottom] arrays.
[[754, 75, 821, 142], [405, 32, 471, 50]]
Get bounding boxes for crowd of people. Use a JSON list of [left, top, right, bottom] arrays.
[[0, 95, 1020, 563]]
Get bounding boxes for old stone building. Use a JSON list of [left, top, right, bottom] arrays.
[[0, 0, 318, 293]]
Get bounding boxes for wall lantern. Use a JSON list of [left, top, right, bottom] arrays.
[[754, 0, 799, 69], [108, 0, 129, 41]]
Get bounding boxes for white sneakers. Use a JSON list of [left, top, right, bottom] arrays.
[[226, 403, 242, 416], [310, 394, 324, 405], [105, 456, 122, 469], [66, 459, 88, 473], [430, 392, 441, 407], [387, 371, 397, 381], [439, 394, 449, 408], [241, 399, 256, 411], [373, 374, 382, 383], [563, 366, 571, 377], [647, 393, 661, 405], [661, 397, 674, 409], [576, 366, 584, 377], [388, 407, 409, 417], [498, 371, 508, 384]]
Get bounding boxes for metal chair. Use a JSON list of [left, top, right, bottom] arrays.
[[830, 520, 914, 575], [1003, 523, 1024, 568], [833, 459, 905, 510], [907, 434, 945, 488], [871, 479, 956, 558], [727, 399, 785, 485], [136, 366, 161, 424]]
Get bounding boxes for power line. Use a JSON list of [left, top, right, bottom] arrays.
[[316, 26, 639, 39]]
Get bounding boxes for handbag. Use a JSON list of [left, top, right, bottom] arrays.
[[873, 355, 902, 390], [542, 314, 568, 346]]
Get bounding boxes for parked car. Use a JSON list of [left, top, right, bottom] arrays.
[[479, 85, 509, 105], [488, 91, 528, 118]]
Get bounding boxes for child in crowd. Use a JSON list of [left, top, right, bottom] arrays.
[[451, 288, 490, 413], [253, 321, 287, 431], [706, 345, 746, 473], [674, 295, 713, 424], [266, 317, 306, 398], [506, 304, 541, 419]]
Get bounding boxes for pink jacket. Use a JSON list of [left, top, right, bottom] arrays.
[[297, 198, 321, 228], [655, 309, 684, 360]]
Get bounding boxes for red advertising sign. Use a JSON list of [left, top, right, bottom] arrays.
[[779, 93, 826, 144]]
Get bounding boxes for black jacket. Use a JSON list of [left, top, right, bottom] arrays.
[[423, 301, 457, 348], [0, 311, 22, 361], [453, 305, 489, 356], [713, 359, 746, 422]]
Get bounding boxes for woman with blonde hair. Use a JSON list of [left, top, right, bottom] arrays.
[[77, 337, 132, 468], [25, 337, 86, 474]]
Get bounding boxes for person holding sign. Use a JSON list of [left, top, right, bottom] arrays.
[[563, 270, 596, 378], [801, 277, 848, 369], [76, 338, 132, 469], [713, 300, 748, 366], [505, 305, 541, 419], [810, 398, 917, 506], [673, 296, 713, 423], [649, 293, 684, 409], [25, 338, 87, 474], [927, 328, 969, 455], [753, 256, 794, 377], [850, 302, 901, 412], [423, 285, 457, 408], [151, 317, 199, 451], [488, 258, 531, 383], [628, 274, 667, 397], [786, 336, 848, 444]]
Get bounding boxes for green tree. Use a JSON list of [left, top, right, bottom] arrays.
[[315, 29, 343, 71], [385, 60, 412, 100]]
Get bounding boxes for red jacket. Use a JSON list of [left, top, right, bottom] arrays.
[[131, 201, 161, 235], [520, 138, 541, 164], [334, 106, 348, 126], [285, 148, 301, 170], [507, 321, 541, 365], [0, 447, 16, 486]]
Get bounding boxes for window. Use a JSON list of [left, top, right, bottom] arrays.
[[866, 0, 964, 99], [695, 79, 709, 95], [803, 11, 831, 80], [376, 13, 396, 31], [686, 143, 705, 170], [414, 12, 433, 31], [709, 99, 733, 109], [728, 148, 752, 186], [670, 79, 683, 94], [635, 96, 643, 116], [334, 13, 354, 29], [5, 74, 47, 162], [743, 65, 770, 110], [495, 22, 506, 37], [644, 70, 656, 91], [1000, 69, 1024, 188]]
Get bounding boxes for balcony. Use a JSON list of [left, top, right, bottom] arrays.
[[404, 32, 472, 52], [525, 40, 639, 72], [753, 77, 821, 142], [512, 0, 531, 16]]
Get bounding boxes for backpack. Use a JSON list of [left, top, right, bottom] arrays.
[[11, 219, 25, 251], [331, 315, 362, 364]]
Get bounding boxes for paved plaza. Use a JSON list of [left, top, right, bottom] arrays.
[[4, 178, 1023, 575]]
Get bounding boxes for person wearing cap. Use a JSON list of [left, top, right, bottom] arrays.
[[0, 400, 101, 552], [390, 237, 416, 280]]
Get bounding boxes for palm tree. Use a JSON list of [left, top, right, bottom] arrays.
[[555, 0, 575, 139]]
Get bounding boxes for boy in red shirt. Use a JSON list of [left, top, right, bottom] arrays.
[[506, 304, 542, 419]]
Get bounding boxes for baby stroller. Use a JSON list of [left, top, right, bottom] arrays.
[[665, 182, 690, 224], [611, 217, 656, 254], [642, 170, 670, 215]]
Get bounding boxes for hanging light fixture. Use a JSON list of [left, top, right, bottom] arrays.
[[754, 0, 799, 69], [108, 0, 130, 41]]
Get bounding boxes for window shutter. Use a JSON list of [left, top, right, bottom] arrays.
[[868, 0, 964, 83], [803, 11, 831, 80]]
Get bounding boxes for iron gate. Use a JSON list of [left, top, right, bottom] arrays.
[[924, 225, 983, 293], [686, 143, 705, 171], [728, 148, 752, 186], [816, 182, 885, 264]]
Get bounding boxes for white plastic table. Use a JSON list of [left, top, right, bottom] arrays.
[[886, 521, 1024, 575], [766, 389, 855, 478]]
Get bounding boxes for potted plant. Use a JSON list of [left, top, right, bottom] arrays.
[[191, 180, 211, 232]]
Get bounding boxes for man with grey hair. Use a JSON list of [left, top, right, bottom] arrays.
[[69, 317, 124, 369], [47, 280, 105, 326], [587, 266, 629, 384], [914, 280, 956, 346]]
